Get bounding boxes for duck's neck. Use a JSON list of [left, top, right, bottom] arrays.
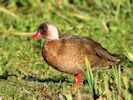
[[47, 24, 60, 40], [47, 32, 59, 40]]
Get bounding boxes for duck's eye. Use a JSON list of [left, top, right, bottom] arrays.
[[38, 23, 48, 34]]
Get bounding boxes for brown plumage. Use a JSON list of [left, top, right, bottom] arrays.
[[30, 22, 119, 86]]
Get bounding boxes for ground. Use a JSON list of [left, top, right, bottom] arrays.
[[0, 0, 133, 100]]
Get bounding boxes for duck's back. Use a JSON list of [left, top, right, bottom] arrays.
[[42, 36, 118, 74]]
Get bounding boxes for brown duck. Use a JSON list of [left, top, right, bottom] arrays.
[[30, 22, 118, 86]]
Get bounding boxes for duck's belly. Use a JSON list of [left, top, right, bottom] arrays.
[[48, 56, 86, 74], [55, 54, 86, 74], [43, 48, 87, 74]]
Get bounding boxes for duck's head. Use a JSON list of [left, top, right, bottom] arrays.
[[30, 22, 59, 40]]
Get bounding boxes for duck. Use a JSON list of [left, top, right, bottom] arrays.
[[30, 22, 118, 86]]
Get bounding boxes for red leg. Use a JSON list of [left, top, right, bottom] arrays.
[[74, 73, 82, 86]]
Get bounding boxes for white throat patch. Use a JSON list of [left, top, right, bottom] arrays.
[[47, 24, 59, 39]]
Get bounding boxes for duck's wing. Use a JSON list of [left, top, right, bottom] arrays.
[[82, 37, 119, 63]]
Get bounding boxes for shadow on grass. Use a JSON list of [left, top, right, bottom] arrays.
[[0, 74, 72, 87], [0, 72, 70, 84], [0, 74, 17, 80], [22, 75, 71, 84]]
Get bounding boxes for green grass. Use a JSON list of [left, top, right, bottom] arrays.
[[0, 0, 133, 99]]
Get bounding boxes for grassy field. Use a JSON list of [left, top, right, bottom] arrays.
[[0, 0, 133, 99]]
